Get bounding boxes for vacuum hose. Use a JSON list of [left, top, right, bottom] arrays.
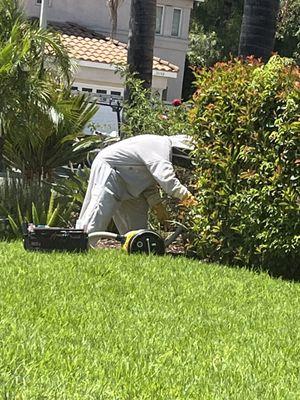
[[88, 231, 122, 241], [88, 231, 125, 249], [164, 226, 184, 248]]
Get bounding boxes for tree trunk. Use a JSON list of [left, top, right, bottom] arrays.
[[0, 135, 4, 171], [238, 0, 280, 61], [223, 0, 233, 21], [126, 0, 156, 97]]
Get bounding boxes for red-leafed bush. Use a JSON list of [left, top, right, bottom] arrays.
[[188, 56, 300, 278]]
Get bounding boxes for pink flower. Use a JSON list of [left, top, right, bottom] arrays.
[[172, 98, 182, 107]]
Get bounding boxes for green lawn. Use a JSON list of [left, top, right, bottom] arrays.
[[1, 242, 300, 399]]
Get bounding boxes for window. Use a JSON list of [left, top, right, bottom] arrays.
[[156, 6, 164, 34], [36, 0, 52, 5], [162, 88, 168, 101], [71, 86, 78, 91], [96, 89, 107, 94], [171, 8, 182, 37], [82, 87, 93, 93], [111, 91, 121, 97]]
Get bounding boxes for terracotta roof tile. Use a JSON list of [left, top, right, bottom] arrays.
[[49, 21, 179, 74]]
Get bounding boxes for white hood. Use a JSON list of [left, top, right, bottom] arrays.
[[169, 134, 194, 151]]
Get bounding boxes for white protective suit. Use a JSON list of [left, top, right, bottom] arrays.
[[76, 134, 192, 235]]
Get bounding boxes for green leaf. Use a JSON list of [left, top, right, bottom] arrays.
[[47, 204, 60, 227], [46, 190, 55, 224], [32, 202, 40, 225], [7, 214, 20, 236]]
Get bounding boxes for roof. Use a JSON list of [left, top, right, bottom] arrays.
[[49, 21, 179, 74]]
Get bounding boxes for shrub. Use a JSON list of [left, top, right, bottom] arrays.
[[187, 24, 220, 68], [0, 172, 76, 238], [51, 165, 90, 211], [121, 71, 191, 138], [276, 0, 300, 63], [189, 56, 300, 278]]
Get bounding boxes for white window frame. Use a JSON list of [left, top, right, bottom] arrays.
[[155, 5, 165, 35], [96, 89, 107, 95], [171, 8, 182, 37], [82, 87, 93, 93], [72, 83, 124, 100]]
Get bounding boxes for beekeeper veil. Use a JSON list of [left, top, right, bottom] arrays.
[[169, 134, 195, 169]]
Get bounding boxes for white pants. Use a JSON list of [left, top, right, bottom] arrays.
[[76, 158, 149, 235], [113, 197, 149, 235]]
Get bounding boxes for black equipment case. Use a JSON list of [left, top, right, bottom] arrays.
[[23, 223, 88, 252]]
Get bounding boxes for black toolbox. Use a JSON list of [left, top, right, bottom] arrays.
[[23, 223, 88, 252]]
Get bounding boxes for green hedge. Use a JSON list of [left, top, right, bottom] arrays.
[[189, 56, 300, 278]]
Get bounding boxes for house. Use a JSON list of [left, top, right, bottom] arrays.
[[22, 0, 196, 102]]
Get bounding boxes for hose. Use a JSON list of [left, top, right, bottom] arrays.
[[88, 231, 120, 241], [88, 231, 125, 249], [164, 226, 184, 248]]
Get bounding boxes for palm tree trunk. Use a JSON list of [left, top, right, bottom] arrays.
[[224, 0, 233, 20], [238, 0, 280, 61], [0, 135, 4, 171], [126, 0, 156, 95]]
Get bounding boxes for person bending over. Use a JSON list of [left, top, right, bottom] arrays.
[[76, 134, 196, 247]]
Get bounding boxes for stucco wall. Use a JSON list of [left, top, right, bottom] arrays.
[[21, 0, 194, 101], [21, 0, 112, 30], [74, 63, 168, 94]]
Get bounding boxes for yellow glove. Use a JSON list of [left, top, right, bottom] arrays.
[[152, 202, 170, 228], [179, 193, 197, 208]]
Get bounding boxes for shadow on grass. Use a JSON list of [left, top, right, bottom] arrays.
[[168, 249, 300, 283]]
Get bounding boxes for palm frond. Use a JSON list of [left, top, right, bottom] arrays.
[[3, 90, 100, 178]]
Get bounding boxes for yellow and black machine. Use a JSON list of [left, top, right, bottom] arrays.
[[23, 223, 183, 256]]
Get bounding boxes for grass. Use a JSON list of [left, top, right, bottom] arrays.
[[1, 241, 300, 399]]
